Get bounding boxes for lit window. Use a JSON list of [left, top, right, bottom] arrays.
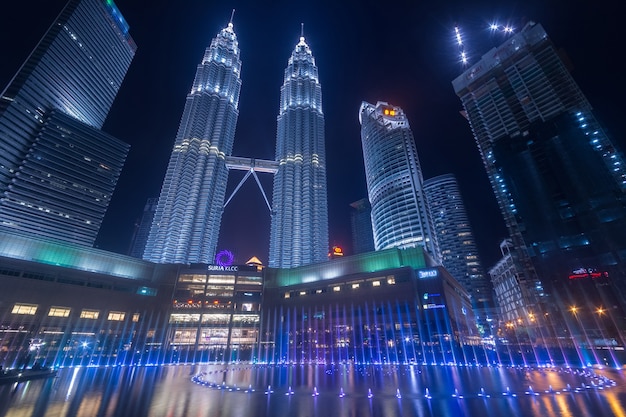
[[12, 304, 37, 315], [352, 283, 360, 289], [80, 309, 99, 319], [387, 277, 396, 285], [284, 292, 290, 299], [316, 289, 323, 294], [132, 313, 140, 322], [108, 311, 125, 321], [299, 291, 307, 296], [169, 314, 200, 323], [372, 281, 381, 287], [333, 286, 341, 292], [48, 307, 71, 317]]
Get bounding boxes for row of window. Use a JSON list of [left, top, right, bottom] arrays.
[[284, 276, 397, 298], [11, 303, 139, 322]]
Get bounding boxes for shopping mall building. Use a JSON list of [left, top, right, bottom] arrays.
[[0, 231, 476, 367]]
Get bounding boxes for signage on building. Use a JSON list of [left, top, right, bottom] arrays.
[[568, 268, 608, 280], [418, 269, 438, 279], [207, 265, 238, 272], [215, 249, 235, 267], [328, 246, 344, 259]]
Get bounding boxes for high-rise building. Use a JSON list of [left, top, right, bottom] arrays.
[[488, 239, 537, 323], [452, 22, 626, 309], [0, 0, 135, 246], [128, 197, 158, 258], [144, 21, 242, 264], [423, 174, 492, 309], [349, 198, 375, 255], [269, 34, 328, 268], [359, 101, 440, 261]]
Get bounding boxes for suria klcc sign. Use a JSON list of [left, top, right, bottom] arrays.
[[418, 269, 438, 279], [207, 264, 238, 272]]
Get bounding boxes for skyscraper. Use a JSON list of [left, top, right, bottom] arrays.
[[0, 0, 135, 245], [144, 21, 242, 264], [128, 197, 158, 258], [349, 198, 375, 255], [423, 174, 492, 309], [269, 34, 328, 268], [452, 22, 626, 305], [359, 101, 439, 261]]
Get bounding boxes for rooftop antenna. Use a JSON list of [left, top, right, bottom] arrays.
[[229, 9, 235, 25], [301, 23, 304, 37]]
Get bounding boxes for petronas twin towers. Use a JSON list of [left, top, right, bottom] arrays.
[[143, 21, 328, 267]]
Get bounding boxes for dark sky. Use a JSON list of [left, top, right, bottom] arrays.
[[1, 0, 624, 268]]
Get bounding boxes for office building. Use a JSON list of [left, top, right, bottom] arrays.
[[359, 101, 440, 261], [452, 22, 626, 315], [269, 34, 328, 268], [349, 198, 375, 254], [0, 0, 135, 245], [144, 21, 242, 264], [423, 174, 492, 309], [128, 197, 158, 258], [488, 239, 541, 323]]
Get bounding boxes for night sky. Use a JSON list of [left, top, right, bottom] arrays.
[[1, 0, 623, 268]]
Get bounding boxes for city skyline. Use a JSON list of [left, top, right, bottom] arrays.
[[1, 0, 623, 267]]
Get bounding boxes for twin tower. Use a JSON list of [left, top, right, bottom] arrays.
[[143, 22, 328, 267]]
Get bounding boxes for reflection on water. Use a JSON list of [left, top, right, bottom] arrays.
[[1, 364, 626, 417]]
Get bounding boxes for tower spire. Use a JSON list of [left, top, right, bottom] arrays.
[[229, 9, 235, 25], [299, 23, 306, 45]]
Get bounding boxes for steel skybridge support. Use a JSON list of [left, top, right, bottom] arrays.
[[224, 156, 277, 213]]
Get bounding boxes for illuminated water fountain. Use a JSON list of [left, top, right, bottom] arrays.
[[191, 362, 618, 403]]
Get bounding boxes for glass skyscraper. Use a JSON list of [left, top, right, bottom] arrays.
[[269, 35, 328, 268], [452, 22, 626, 304], [0, 0, 135, 246], [423, 174, 492, 309], [144, 21, 242, 264], [349, 198, 375, 255], [359, 101, 439, 261]]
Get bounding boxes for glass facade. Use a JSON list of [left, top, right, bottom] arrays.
[[168, 266, 262, 362], [349, 198, 375, 254], [0, 111, 128, 245], [269, 35, 328, 268], [452, 22, 626, 307], [144, 21, 241, 264], [423, 174, 492, 310], [0, 0, 135, 246], [359, 101, 440, 261]]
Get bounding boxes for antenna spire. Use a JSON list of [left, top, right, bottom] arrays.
[[229, 9, 235, 25], [301, 23, 304, 39]]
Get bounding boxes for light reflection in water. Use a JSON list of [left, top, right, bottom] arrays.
[[0, 364, 625, 417]]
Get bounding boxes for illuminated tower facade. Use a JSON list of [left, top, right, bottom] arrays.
[[269, 35, 328, 268], [144, 22, 241, 264], [423, 174, 492, 309], [0, 0, 135, 245], [359, 101, 440, 261], [453, 22, 626, 304]]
